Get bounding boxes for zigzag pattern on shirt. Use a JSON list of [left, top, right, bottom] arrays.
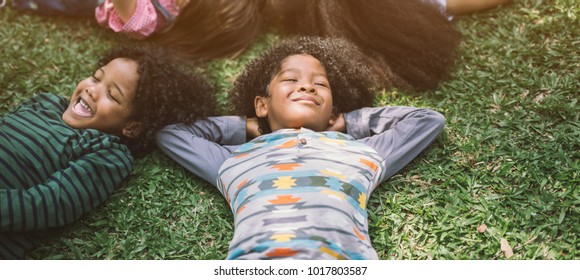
[[237, 176, 367, 209], [220, 128, 386, 259], [229, 226, 371, 260]]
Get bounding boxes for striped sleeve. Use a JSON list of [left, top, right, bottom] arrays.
[[0, 147, 133, 232], [9, 93, 65, 114]]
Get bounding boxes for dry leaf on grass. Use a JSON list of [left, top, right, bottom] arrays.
[[533, 92, 546, 103], [500, 238, 514, 258], [477, 224, 487, 233]]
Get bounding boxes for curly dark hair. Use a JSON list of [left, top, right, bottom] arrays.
[[264, 0, 461, 91], [98, 44, 216, 155], [232, 36, 385, 133]]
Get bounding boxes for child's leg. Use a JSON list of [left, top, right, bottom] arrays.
[[11, 0, 100, 17], [445, 0, 511, 15]]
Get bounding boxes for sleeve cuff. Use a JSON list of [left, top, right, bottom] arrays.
[[219, 116, 247, 145], [344, 108, 371, 138]]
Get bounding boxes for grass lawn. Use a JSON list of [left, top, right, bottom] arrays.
[[1, 0, 578, 260]]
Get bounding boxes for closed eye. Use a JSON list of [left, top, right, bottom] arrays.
[[92, 68, 104, 83], [107, 90, 119, 103]]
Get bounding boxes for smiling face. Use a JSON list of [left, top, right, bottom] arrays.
[[255, 54, 335, 132], [62, 58, 141, 137]]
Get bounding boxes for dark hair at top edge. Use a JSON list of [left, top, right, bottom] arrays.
[[98, 44, 216, 155], [149, 0, 264, 61], [232, 36, 386, 134], [264, 0, 461, 91]]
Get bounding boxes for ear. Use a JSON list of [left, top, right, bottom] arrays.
[[327, 106, 339, 126], [254, 96, 269, 118], [122, 121, 144, 138]]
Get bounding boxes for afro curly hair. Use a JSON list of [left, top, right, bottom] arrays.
[[231, 36, 393, 133], [97, 44, 216, 155]]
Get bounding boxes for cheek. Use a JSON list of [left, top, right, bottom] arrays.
[[271, 83, 292, 95], [323, 92, 333, 108], [98, 102, 123, 118]]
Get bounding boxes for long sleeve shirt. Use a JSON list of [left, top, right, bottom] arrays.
[[0, 93, 133, 259], [156, 106, 445, 259]]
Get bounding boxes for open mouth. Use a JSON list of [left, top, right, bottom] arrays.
[[72, 97, 94, 117]]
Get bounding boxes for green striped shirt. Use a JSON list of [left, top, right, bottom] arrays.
[[0, 93, 133, 259]]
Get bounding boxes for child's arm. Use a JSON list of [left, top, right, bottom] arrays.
[[175, 0, 191, 9], [155, 116, 247, 186], [0, 148, 132, 232], [446, 0, 511, 15], [344, 106, 445, 182], [110, 0, 137, 23], [6, 93, 64, 115]]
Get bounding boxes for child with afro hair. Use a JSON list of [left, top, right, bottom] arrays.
[[156, 36, 445, 259], [0, 44, 215, 259]]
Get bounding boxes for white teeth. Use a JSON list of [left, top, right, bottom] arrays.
[[79, 99, 93, 113]]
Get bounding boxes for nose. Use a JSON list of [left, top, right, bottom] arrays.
[[298, 82, 316, 94], [85, 87, 98, 101]]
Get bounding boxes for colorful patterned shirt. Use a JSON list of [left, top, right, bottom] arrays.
[[0, 93, 133, 259], [156, 106, 445, 259], [95, 0, 181, 39]]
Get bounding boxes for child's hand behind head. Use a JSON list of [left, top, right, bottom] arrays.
[[326, 113, 346, 133]]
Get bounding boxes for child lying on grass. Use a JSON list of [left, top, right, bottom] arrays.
[[156, 37, 446, 259], [0, 44, 215, 259]]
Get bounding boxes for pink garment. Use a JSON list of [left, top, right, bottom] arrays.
[[95, 0, 181, 39]]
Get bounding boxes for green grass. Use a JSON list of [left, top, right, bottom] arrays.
[[1, 0, 578, 260]]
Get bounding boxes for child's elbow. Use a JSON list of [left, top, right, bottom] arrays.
[[427, 109, 446, 133]]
